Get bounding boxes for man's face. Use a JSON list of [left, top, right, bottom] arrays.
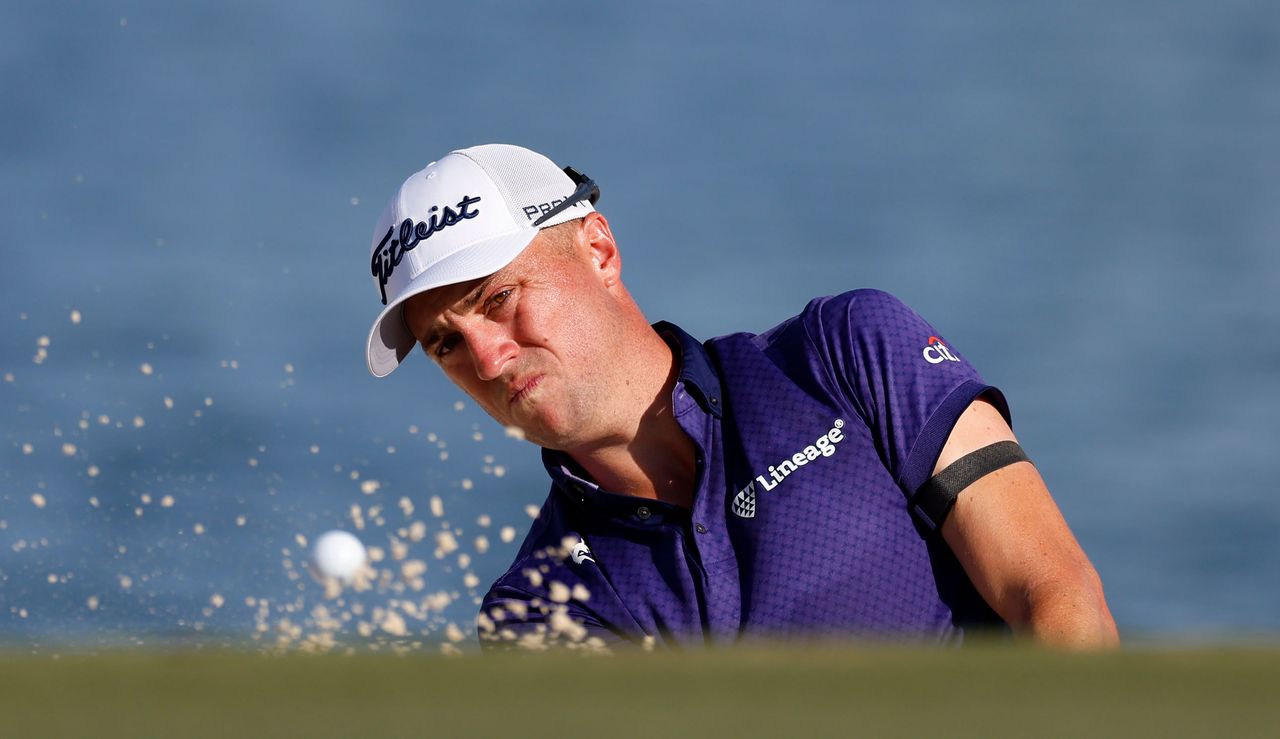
[[401, 221, 627, 450]]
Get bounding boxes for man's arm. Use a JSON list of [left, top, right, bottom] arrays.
[[936, 397, 1120, 649], [479, 587, 623, 653]]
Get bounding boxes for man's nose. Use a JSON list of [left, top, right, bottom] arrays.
[[465, 325, 518, 382]]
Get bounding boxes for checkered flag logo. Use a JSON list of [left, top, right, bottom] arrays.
[[732, 483, 756, 518]]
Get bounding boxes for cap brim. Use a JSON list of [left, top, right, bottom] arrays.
[[365, 227, 540, 377]]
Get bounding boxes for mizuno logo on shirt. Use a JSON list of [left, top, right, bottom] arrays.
[[732, 419, 846, 518], [569, 539, 595, 565]]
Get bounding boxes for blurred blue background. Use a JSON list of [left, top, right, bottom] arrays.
[[2, 0, 1278, 649]]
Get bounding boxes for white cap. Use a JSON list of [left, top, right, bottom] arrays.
[[365, 144, 596, 377]]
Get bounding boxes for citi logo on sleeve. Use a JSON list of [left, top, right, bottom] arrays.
[[922, 336, 960, 365], [732, 420, 846, 518]]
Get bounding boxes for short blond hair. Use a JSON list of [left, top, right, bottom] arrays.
[[538, 219, 584, 258]]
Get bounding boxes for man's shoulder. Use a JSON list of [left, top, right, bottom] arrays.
[[699, 288, 938, 427], [785, 288, 917, 336], [706, 289, 914, 348], [477, 487, 615, 648], [481, 487, 589, 602], [703, 288, 917, 373], [488, 487, 567, 574]]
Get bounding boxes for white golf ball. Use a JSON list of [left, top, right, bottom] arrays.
[[311, 530, 367, 582]]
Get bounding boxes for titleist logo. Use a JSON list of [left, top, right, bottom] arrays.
[[371, 195, 482, 305]]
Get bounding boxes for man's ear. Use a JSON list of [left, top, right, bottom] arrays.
[[581, 212, 621, 287]]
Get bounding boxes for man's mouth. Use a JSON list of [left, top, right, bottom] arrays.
[[508, 375, 543, 406]]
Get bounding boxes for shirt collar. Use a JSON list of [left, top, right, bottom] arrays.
[[541, 320, 722, 507], [652, 320, 723, 419], [541, 447, 684, 523]]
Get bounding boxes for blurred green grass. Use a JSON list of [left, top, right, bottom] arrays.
[[2, 644, 1277, 738]]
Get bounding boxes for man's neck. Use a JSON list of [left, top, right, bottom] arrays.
[[563, 334, 698, 509]]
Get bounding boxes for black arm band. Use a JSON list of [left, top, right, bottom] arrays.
[[911, 441, 1031, 532]]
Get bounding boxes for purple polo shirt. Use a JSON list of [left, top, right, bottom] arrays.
[[478, 289, 1009, 650]]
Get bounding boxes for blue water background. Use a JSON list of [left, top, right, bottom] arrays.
[[2, 1, 1278, 647]]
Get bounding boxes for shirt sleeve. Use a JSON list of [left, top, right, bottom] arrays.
[[803, 289, 1010, 497], [478, 576, 628, 653]]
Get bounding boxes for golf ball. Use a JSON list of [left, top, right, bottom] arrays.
[[311, 530, 367, 582]]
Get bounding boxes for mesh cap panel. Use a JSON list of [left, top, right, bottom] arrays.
[[453, 144, 587, 227]]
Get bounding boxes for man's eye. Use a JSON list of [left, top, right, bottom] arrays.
[[434, 335, 459, 359], [486, 289, 513, 312]]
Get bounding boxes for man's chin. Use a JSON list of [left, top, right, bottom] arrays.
[[497, 388, 586, 448], [508, 414, 581, 451], [512, 423, 567, 450]]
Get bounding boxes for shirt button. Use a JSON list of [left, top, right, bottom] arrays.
[[636, 506, 651, 520], [695, 523, 708, 534]]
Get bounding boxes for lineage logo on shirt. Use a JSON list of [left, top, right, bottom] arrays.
[[732, 420, 846, 519]]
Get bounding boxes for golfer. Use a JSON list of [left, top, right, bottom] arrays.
[[364, 144, 1118, 650]]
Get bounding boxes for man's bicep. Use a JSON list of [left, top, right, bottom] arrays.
[[938, 456, 1084, 621], [935, 399, 1114, 642], [931, 396, 1017, 473]]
